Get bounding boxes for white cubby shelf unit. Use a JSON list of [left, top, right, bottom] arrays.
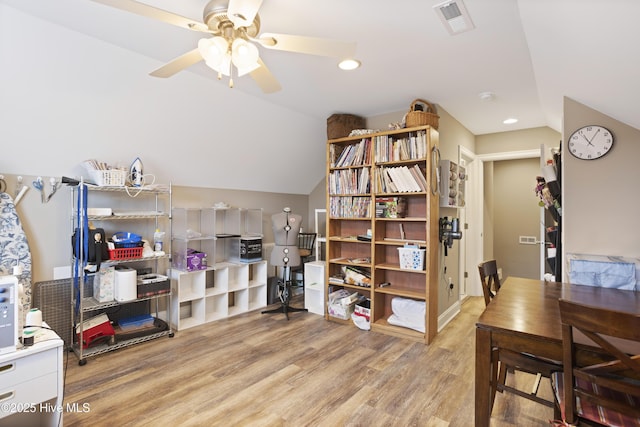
[[170, 207, 266, 331]]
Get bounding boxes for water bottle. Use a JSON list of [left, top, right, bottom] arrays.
[[153, 229, 165, 252]]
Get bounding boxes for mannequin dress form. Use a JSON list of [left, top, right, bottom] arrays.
[[262, 207, 308, 319]]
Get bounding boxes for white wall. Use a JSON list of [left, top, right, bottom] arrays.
[[0, 4, 325, 195]]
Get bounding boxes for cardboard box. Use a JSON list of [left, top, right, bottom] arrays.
[[93, 266, 115, 303], [328, 300, 356, 320], [354, 299, 371, 321], [352, 299, 371, 330], [327, 289, 358, 320], [186, 249, 207, 271]]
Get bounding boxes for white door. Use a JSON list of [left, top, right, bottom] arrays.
[[459, 146, 482, 298]]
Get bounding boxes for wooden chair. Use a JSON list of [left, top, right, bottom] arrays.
[[478, 260, 561, 411], [551, 299, 640, 426], [291, 233, 316, 288], [478, 259, 501, 306]]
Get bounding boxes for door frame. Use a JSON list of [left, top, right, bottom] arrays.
[[467, 148, 542, 293], [458, 146, 478, 300]]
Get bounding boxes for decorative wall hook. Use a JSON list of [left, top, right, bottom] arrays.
[[32, 176, 61, 203]]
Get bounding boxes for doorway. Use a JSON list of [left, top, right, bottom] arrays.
[[463, 149, 542, 296]]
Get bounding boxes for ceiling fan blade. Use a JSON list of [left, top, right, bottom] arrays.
[[256, 33, 356, 58], [228, 0, 264, 28], [250, 58, 281, 93], [149, 48, 203, 78], [91, 0, 210, 32]]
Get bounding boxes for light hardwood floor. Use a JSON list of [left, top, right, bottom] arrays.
[[61, 297, 555, 426]]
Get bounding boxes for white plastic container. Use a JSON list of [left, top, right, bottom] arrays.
[[154, 229, 165, 252], [114, 266, 137, 302], [398, 247, 426, 271]]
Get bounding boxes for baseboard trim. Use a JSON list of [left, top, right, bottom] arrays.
[[438, 300, 461, 332]]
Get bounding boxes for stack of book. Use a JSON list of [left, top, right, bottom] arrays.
[[328, 167, 370, 195], [329, 196, 371, 218], [376, 165, 428, 193], [330, 138, 372, 167], [374, 130, 427, 162]]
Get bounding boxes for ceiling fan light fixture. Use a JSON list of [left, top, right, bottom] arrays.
[[198, 36, 229, 69], [231, 38, 260, 69], [338, 59, 361, 71], [236, 61, 261, 77], [208, 54, 232, 76]]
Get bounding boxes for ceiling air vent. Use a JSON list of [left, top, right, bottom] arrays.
[[433, 0, 475, 35]]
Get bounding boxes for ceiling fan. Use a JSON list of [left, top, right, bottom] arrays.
[[91, 0, 357, 93]]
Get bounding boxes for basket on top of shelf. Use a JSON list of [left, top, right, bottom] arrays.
[[88, 168, 127, 187], [327, 113, 366, 139], [109, 241, 144, 260], [405, 99, 439, 130]]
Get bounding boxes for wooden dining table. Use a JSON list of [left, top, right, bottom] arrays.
[[474, 276, 640, 427]]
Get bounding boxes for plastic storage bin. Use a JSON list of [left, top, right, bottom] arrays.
[[398, 247, 425, 270]]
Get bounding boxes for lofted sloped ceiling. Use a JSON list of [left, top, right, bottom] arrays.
[[1, 0, 640, 196], [3, 0, 639, 135]]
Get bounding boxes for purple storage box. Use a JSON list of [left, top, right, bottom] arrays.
[[186, 249, 207, 271]]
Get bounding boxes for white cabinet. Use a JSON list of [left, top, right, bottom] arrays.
[[0, 331, 63, 427], [304, 260, 325, 315], [170, 207, 266, 331]]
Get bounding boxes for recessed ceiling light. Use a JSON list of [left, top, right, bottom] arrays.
[[479, 91, 495, 101], [338, 59, 361, 71], [503, 118, 518, 125]]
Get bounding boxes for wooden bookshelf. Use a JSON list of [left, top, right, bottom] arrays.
[[325, 125, 440, 344]]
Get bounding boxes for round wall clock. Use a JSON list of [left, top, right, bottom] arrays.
[[568, 125, 614, 160]]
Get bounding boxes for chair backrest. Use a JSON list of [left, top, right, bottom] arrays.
[[558, 298, 640, 425], [478, 259, 501, 307], [298, 233, 317, 258]]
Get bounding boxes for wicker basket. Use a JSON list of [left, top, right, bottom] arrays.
[[88, 169, 127, 187], [327, 113, 366, 139], [405, 99, 439, 129]]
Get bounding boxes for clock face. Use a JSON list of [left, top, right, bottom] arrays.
[[568, 125, 614, 160]]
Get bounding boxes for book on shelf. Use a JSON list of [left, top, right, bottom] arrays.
[[375, 197, 407, 218], [329, 256, 371, 264], [347, 257, 371, 264], [342, 265, 371, 287], [329, 196, 371, 218], [329, 275, 345, 284], [374, 130, 427, 162], [406, 165, 427, 192], [333, 138, 371, 168], [382, 166, 422, 193], [329, 167, 370, 195]]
